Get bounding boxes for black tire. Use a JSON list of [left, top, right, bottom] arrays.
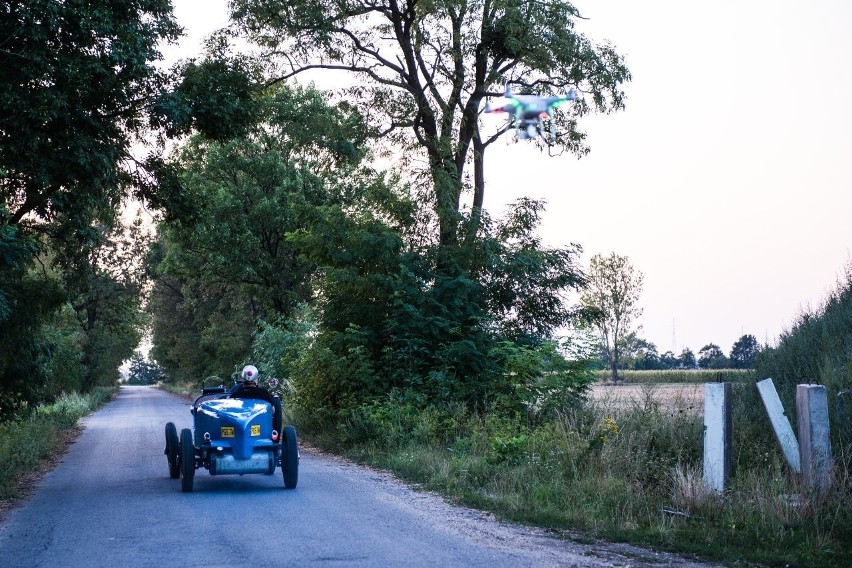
[[180, 428, 195, 493], [282, 425, 299, 489], [165, 422, 180, 479]]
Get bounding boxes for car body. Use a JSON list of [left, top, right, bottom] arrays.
[[165, 385, 298, 492]]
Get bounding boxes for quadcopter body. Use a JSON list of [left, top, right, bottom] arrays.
[[484, 84, 577, 144]]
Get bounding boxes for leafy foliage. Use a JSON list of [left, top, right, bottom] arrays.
[[0, 0, 182, 415], [152, 36, 261, 141], [149, 84, 381, 381], [281, 196, 590, 414], [678, 347, 697, 369], [697, 343, 728, 370], [1, 0, 179, 234]]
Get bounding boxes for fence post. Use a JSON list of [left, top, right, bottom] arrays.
[[756, 378, 801, 473], [796, 384, 833, 494], [703, 382, 732, 493]]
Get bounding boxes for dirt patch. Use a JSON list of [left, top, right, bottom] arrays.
[[590, 383, 704, 414]]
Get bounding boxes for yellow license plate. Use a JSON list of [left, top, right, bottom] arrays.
[[220, 426, 235, 438], [250, 424, 260, 436]]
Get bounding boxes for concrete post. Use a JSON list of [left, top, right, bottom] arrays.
[[756, 378, 801, 473], [796, 384, 833, 494], [703, 382, 732, 493]]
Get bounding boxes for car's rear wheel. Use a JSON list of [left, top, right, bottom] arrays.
[[165, 422, 180, 479], [180, 428, 195, 492], [282, 425, 298, 489]]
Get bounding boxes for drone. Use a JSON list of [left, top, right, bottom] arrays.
[[484, 84, 577, 146]]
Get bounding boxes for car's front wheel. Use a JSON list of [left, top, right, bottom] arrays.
[[180, 428, 195, 492]]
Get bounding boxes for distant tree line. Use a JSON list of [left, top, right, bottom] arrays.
[[591, 332, 762, 371]]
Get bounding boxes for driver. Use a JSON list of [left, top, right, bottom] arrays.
[[230, 365, 276, 408]]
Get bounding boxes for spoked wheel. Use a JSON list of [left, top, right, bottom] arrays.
[[282, 425, 299, 489], [180, 428, 195, 493], [165, 422, 180, 479]]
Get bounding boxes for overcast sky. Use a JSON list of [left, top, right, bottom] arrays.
[[164, 0, 852, 356]]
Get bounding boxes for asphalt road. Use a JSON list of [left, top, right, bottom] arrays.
[[0, 386, 719, 567]]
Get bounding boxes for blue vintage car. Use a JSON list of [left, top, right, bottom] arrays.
[[164, 384, 299, 492]]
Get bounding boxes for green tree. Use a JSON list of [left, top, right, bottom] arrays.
[[580, 253, 644, 384], [660, 350, 678, 370], [677, 347, 696, 369], [618, 331, 660, 370], [149, 84, 379, 382], [70, 218, 149, 389], [127, 355, 165, 385], [229, 0, 630, 246], [0, 0, 180, 410], [289, 195, 589, 412], [729, 334, 759, 369], [698, 343, 728, 370]]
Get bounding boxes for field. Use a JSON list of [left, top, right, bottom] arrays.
[[590, 382, 704, 413], [593, 369, 754, 384], [589, 370, 753, 412]]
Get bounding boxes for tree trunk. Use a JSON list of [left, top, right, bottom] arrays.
[[464, 130, 486, 243], [429, 150, 463, 248]]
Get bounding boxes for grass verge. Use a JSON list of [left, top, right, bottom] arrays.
[[296, 387, 850, 568], [0, 387, 117, 501]]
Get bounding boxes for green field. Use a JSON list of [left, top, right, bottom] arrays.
[[594, 369, 754, 384]]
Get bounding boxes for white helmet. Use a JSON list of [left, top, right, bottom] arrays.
[[240, 365, 259, 383]]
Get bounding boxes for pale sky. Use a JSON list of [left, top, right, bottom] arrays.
[[164, 0, 852, 357]]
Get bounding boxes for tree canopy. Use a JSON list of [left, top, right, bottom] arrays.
[[0, 0, 182, 416], [229, 0, 630, 246], [149, 81, 592, 412], [1, 0, 180, 237], [148, 83, 390, 381]]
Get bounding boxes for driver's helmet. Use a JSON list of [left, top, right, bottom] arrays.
[[240, 365, 259, 384]]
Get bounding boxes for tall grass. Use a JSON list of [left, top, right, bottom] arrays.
[[0, 388, 115, 499]]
